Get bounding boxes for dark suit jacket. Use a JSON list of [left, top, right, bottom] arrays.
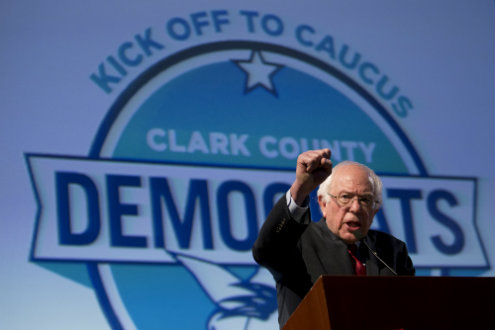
[[252, 195, 415, 328]]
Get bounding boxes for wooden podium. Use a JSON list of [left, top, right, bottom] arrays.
[[282, 275, 495, 330]]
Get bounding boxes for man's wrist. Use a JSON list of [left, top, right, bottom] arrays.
[[286, 189, 309, 222]]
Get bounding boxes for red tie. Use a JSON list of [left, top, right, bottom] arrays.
[[348, 244, 366, 276], [349, 246, 402, 329]]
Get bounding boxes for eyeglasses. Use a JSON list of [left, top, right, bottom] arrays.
[[328, 192, 377, 209]]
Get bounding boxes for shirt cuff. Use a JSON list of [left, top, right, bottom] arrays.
[[286, 189, 309, 222]]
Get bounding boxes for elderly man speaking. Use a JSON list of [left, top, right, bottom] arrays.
[[252, 148, 415, 328]]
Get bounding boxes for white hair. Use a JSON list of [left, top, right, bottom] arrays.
[[316, 161, 382, 210]]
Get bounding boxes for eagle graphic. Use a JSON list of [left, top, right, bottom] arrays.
[[174, 253, 278, 330]]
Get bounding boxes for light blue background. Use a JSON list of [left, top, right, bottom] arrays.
[[1, 1, 493, 329]]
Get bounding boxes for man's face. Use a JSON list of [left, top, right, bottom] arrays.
[[318, 164, 378, 244]]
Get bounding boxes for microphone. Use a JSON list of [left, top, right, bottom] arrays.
[[352, 230, 398, 276]]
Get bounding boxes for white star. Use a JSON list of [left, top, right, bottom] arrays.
[[234, 51, 283, 96]]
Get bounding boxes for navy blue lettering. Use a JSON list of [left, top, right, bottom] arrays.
[[309, 189, 321, 222], [211, 10, 230, 32], [392, 95, 413, 118], [107, 55, 127, 76], [315, 35, 336, 59], [358, 62, 379, 85], [239, 10, 259, 33], [150, 177, 213, 249], [427, 190, 464, 254], [118, 42, 143, 67], [90, 62, 121, 94], [107, 175, 146, 248], [387, 188, 422, 253], [167, 17, 191, 41], [217, 181, 257, 251], [190, 12, 210, 36], [374, 208, 391, 234], [295, 24, 315, 47], [261, 14, 283, 36], [376, 75, 399, 100], [56, 172, 100, 245], [339, 45, 361, 70], [135, 27, 164, 56], [263, 183, 290, 218]]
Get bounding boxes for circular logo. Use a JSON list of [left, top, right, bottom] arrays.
[[88, 41, 425, 330]]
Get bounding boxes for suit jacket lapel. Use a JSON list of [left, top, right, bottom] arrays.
[[360, 236, 382, 275], [314, 219, 355, 275]]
